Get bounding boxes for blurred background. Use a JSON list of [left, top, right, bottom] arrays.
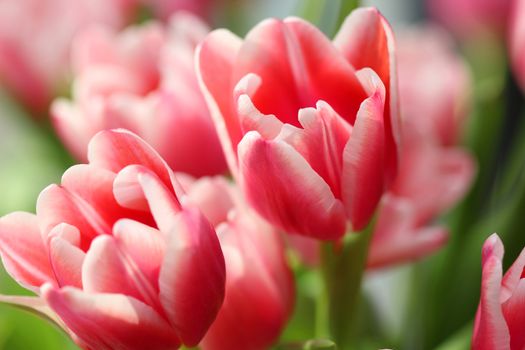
[[0, 0, 523, 349]]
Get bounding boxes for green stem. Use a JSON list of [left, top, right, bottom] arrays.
[[320, 224, 374, 348], [315, 266, 329, 339]]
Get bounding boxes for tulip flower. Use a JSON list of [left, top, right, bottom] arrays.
[[472, 234, 525, 350], [197, 7, 401, 240], [509, 0, 525, 94], [0, 0, 133, 115], [141, 0, 219, 21], [396, 27, 471, 148], [368, 28, 475, 268], [367, 146, 474, 268], [427, 0, 511, 39], [0, 129, 226, 350], [177, 175, 295, 350], [52, 13, 227, 177]]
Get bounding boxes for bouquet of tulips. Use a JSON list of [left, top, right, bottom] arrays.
[[0, 0, 524, 349]]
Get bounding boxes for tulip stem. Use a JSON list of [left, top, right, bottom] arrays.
[[315, 267, 330, 339], [320, 222, 374, 348]]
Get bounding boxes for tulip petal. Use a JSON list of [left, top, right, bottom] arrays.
[[62, 164, 149, 228], [202, 216, 293, 350], [290, 101, 352, 199], [0, 212, 55, 290], [183, 177, 236, 227], [236, 79, 284, 140], [139, 170, 182, 233], [82, 235, 159, 309], [342, 70, 386, 230], [502, 280, 525, 350], [113, 219, 166, 289], [238, 131, 346, 240], [47, 223, 85, 289], [37, 184, 108, 250], [159, 207, 225, 346], [391, 147, 475, 225], [51, 99, 95, 162], [233, 17, 366, 127], [87, 129, 175, 192], [472, 234, 511, 350], [42, 285, 180, 350], [334, 7, 400, 182], [196, 29, 243, 175], [369, 225, 448, 268]]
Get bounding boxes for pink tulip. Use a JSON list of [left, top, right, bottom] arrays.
[[141, 0, 219, 21], [52, 13, 227, 177], [396, 27, 471, 148], [367, 146, 474, 268], [368, 28, 475, 268], [0, 129, 226, 350], [177, 175, 295, 350], [0, 0, 134, 115], [427, 0, 511, 39], [197, 7, 401, 240], [472, 234, 525, 350], [509, 0, 525, 94]]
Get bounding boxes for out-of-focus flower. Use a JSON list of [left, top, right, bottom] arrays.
[[396, 27, 471, 147], [197, 7, 401, 240], [367, 146, 474, 268], [472, 234, 525, 350], [0, 129, 226, 350], [0, 0, 134, 115], [141, 0, 222, 22], [427, 0, 511, 39], [52, 13, 226, 177], [367, 28, 475, 269], [177, 175, 295, 350], [509, 0, 525, 94]]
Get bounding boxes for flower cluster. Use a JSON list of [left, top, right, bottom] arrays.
[[1, 1, 524, 349]]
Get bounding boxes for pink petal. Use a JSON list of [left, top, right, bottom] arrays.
[[202, 214, 294, 350], [368, 196, 449, 268], [139, 170, 183, 233], [238, 131, 346, 240], [37, 184, 109, 250], [50, 99, 96, 162], [235, 78, 284, 140], [87, 129, 175, 192], [502, 280, 525, 350], [472, 234, 511, 350], [391, 147, 475, 225], [232, 17, 366, 127], [48, 224, 85, 289], [82, 235, 160, 310], [334, 7, 400, 183], [42, 285, 180, 350], [62, 164, 149, 229], [183, 177, 236, 227], [510, 0, 525, 93], [159, 207, 225, 346], [113, 165, 151, 211], [196, 29, 243, 175], [290, 101, 352, 199], [138, 92, 227, 178], [342, 70, 386, 231], [368, 226, 448, 269], [0, 212, 56, 290], [113, 219, 166, 289]]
